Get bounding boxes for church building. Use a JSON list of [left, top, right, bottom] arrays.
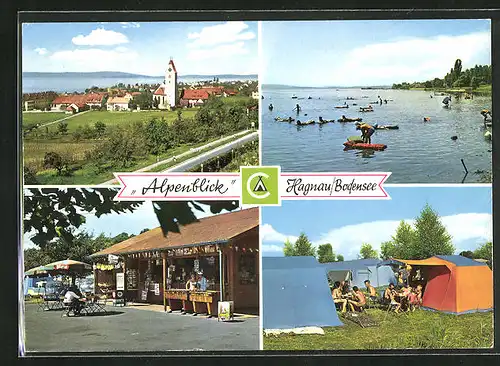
[[153, 59, 178, 110]]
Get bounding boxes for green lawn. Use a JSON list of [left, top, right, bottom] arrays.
[[43, 109, 200, 133], [22, 112, 66, 127], [264, 309, 493, 350]]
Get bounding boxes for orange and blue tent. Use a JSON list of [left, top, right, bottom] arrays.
[[394, 255, 493, 315]]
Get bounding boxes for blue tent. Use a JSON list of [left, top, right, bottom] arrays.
[[263, 256, 343, 329], [322, 259, 397, 288]]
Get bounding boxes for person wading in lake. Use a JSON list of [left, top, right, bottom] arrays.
[[293, 104, 301, 114], [356, 122, 375, 144], [268, 103, 273, 111], [481, 109, 492, 121]]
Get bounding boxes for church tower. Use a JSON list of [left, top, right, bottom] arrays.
[[165, 58, 178, 109]]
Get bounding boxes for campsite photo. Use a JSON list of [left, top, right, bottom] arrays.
[[21, 21, 259, 185], [21, 188, 259, 352], [261, 20, 492, 183], [261, 186, 493, 350]]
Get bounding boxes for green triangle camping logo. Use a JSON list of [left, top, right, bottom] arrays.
[[253, 176, 268, 192]]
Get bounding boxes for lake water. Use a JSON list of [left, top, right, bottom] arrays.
[[261, 87, 492, 183], [22, 75, 258, 93]]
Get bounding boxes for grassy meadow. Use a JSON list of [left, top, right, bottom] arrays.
[[263, 308, 493, 350], [22, 112, 66, 127]]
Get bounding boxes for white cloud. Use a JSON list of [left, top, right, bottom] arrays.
[[187, 21, 255, 48], [34, 47, 48, 55], [72, 28, 129, 46], [187, 42, 249, 61], [120, 22, 140, 29], [114, 46, 129, 52], [49, 48, 139, 72], [261, 244, 286, 253], [311, 31, 490, 86], [261, 224, 298, 243], [262, 213, 492, 259]]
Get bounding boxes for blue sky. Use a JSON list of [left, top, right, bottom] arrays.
[[22, 21, 258, 75], [261, 19, 491, 87], [262, 186, 492, 259]]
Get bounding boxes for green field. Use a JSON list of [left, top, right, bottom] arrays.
[[22, 112, 66, 127], [39, 109, 200, 133], [264, 309, 493, 350]]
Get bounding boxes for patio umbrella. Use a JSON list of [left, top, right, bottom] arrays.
[[44, 259, 92, 271], [24, 265, 52, 277]]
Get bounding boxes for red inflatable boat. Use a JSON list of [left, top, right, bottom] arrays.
[[343, 141, 387, 151]]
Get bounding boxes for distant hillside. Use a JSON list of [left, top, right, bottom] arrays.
[[23, 72, 258, 79]]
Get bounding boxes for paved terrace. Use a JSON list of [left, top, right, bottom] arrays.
[[23, 303, 259, 352]]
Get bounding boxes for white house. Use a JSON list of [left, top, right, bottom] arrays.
[[251, 91, 259, 100], [107, 97, 130, 111], [153, 59, 178, 110]]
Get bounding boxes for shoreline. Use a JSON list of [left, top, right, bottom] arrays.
[[392, 85, 491, 95]]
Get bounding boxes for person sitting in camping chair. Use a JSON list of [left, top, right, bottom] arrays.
[[408, 284, 423, 312], [348, 286, 367, 312], [332, 281, 348, 313]]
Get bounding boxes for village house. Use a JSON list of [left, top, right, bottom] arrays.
[[251, 91, 260, 100], [106, 96, 130, 111], [65, 103, 88, 114], [51, 92, 107, 111], [153, 59, 178, 110], [179, 89, 210, 107]]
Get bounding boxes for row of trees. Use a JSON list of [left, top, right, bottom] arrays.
[[281, 204, 492, 267], [24, 230, 147, 271], [393, 59, 492, 90]]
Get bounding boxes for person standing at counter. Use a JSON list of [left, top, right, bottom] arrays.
[[197, 273, 208, 291], [186, 274, 197, 291]]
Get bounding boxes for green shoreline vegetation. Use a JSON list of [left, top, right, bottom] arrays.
[[23, 95, 258, 185], [392, 59, 491, 95]]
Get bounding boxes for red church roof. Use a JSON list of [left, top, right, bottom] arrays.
[[169, 59, 177, 73], [181, 89, 210, 100], [153, 87, 165, 96]]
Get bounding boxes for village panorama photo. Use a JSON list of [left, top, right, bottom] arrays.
[[21, 21, 259, 186]]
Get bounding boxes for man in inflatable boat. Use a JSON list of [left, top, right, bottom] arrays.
[[356, 122, 376, 144], [481, 109, 492, 121]]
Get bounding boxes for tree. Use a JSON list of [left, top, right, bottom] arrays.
[[336, 254, 344, 262], [459, 250, 474, 259], [43, 151, 71, 176], [23, 247, 51, 271], [283, 233, 316, 257], [470, 76, 479, 89], [317, 243, 336, 263], [454, 59, 463, 78], [94, 121, 106, 138], [473, 242, 492, 261], [359, 243, 378, 259], [144, 118, 171, 157], [24, 188, 240, 251], [57, 121, 68, 135], [413, 204, 454, 259]]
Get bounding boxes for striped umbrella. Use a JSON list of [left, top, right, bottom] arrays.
[[44, 259, 92, 271], [24, 265, 52, 277]]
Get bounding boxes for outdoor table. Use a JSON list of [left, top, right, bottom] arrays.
[[165, 289, 193, 313], [81, 298, 107, 315], [189, 291, 219, 317], [40, 295, 65, 311]]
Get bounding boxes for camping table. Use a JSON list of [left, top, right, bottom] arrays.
[[40, 295, 65, 311], [165, 289, 193, 313], [189, 291, 219, 317]]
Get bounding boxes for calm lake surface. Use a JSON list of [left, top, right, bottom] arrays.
[[261, 87, 492, 183], [22, 75, 258, 93]]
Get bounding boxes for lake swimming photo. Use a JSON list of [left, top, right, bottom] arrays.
[[21, 22, 259, 185], [261, 20, 492, 183], [261, 186, 493, 349]]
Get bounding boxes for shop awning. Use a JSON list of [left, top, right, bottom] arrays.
[[90, 207, 259, 258]]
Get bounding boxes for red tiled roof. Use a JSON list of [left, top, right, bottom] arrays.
[[225, 89, 238, 95], [169, 59, 177, 73], [154, 87, 165, 96], [200, 86, 224, 95], [52, 93, 105, 105], [131, 92, 142, 96], [91, 207, 259, 256], [181, 89, 210, 100]]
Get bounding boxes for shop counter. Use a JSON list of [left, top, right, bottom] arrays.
[[190, 290, 220, 316], [164, 289, 193, 312]]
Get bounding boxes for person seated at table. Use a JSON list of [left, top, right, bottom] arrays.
[[364, 280, 377, 302], [185, 274, 197, 291], [63, 285, 83, 316], [383, 283, 396, 303], [348, 286, 367, 312], [331, 281, 348, 313], [340, 280, 350, 295]]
